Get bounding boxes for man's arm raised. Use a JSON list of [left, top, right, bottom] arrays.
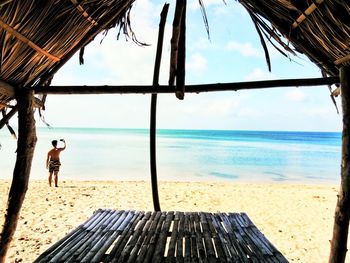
[[60, 139, 66, 150]]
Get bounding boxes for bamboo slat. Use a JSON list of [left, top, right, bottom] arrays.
[[152, 211, 174, 262], [0, 17, 60, 62], [111, 211, 150, 263], [176, 212, 185, 263], [35, 209, 288, 262], [335, 54, 350, 66], [292, 0, 324, 29], [165, 211, 180, 261], [70, 0, 98, 27], [118, 211, 154, 263], [143, 211, 166, 262]]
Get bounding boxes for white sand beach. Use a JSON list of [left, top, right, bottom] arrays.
[[0, 180, 341, 262]]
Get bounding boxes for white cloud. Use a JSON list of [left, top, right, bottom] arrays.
[[286, 89, 307, 102], [187, 53, 208, 73], [243, 68, 275, 81], [191, 37, 216, 50], [59, 0, 173, 86], [226, 41, 262, 57]]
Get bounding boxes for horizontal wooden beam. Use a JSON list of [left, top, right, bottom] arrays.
[[33, 76, 339, 95]]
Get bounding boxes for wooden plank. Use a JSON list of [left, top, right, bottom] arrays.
[[63, 210, 122, 262], [239, 213, 275, 256], [176, 212, 185, 263], [152, 211, 174, 262], [81, 211, 136, 262], [166, 211, 180, 262], [113, 211, 152, 263], [183, 213, 191, 263], [215, 213, 248, 262], [199, 213, 214, 261], [230, 213, 264, 262], [240, 214, 287, 262], [193, 213, 207, 262], [144, 211, 167, 262], [203, 213, 226, 263], [208, 213, 236, 262], [61, 210, 119, 262], [45, 210, 108, 262], [105, 211, 145, 262], [131, 211, 162, 263], [189, 213, 198, 262], [33, 209, 105, 262]]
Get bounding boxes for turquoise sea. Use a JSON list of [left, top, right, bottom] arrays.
[[0, 127, 342, 183]]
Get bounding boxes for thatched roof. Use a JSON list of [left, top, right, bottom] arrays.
[[0, 0, 349, 109], [0, 0, 137, 86], [238, 0, 350, 77]]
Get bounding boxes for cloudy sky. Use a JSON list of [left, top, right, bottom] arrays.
[[37, 0, 341, 131]]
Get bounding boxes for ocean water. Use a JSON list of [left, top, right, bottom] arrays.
[[0, 127, 342, 183]]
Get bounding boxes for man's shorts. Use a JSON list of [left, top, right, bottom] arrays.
[[49, 160, 61, 173]]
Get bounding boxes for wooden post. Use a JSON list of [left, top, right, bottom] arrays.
[[0, 88, 37, 263], [169, 0, 184, 88], [329, 66, 350, 263], [176, 0, 186, 100], [150, 3, 169, 212]]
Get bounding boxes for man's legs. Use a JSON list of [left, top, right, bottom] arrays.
[[48, 172, 53, 187], [54, 171, 58, 187]]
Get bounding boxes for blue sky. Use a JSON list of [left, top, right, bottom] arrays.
[[35, 0, 341, 131]]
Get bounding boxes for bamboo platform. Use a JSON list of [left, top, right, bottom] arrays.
[[34, 209, 288, 263]]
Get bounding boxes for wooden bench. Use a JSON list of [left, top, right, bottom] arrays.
[[34, 209, 288, 262]]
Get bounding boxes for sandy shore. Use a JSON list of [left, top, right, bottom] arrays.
[[0, 180, 341, 262]]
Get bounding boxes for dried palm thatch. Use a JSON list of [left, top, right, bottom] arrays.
[[238, 0, 350, 76], [0, 0, 136, 89]]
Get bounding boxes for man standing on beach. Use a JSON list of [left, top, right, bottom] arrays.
[[46, 139, 66, 187]]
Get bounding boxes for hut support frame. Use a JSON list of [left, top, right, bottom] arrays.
[[329, 66, 350, 263], [32, 76, 339, 95], [149, 3, 169, 212], [0, 88, 37, 263]]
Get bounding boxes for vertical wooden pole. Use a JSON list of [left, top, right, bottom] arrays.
[[176, 0, 186, 100], [150, 3, 169, 212], [329, 66, 350, 263], [0, 88, 37, 263], [169, 0, 184, 88]]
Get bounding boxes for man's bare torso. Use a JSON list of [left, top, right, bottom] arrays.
[[48, 148, 62, 161]]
